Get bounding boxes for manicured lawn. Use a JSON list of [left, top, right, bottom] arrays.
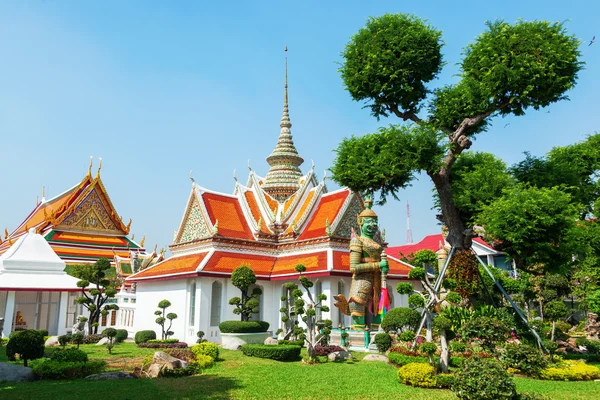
[[0, 346, 599, 399]]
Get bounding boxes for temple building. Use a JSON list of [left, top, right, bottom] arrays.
[[0, 166, 161, 337], [127, 60, 417, 343]]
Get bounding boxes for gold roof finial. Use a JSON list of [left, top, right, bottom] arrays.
[[88, 156, 93, 177], [140, 235, 146, 247], [4, 228, 8, 239], [131, 233, 135, 240], [96, 157, 103, 178], [41, 186, 45, 200]]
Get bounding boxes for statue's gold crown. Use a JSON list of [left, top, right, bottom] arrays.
[[357, 196, 377, 224]]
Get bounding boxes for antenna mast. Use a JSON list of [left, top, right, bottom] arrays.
[[406, 201, 413, 244]]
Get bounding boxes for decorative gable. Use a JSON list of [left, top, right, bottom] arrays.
[[176, 194, 212, 243], [332, 193, 362, 238], [57, 188, 122, 234]]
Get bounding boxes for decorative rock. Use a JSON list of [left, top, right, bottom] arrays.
[[362, 354, 389, 362], [328, 351, 352, 361], [585, 312, 600, 341], [147, 351, 185, 378], [96, 337, 110, 346], [264, 337, 278, 345], [45, 336, 60, 347], [0, 363, 36, 382], [85, 372, 137, 380]]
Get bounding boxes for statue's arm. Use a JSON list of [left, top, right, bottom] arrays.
[[349, 250, 380, 274]]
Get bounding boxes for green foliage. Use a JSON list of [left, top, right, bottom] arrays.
[[115, 329, 128, 343], [420, 342, 437, 355], [500, 343, 547, 377], [460, 316, 508, 353], [381, 307, 420, 333], [340, 13, 443, 119], [432, 316, 452, 332], [195, 354, 215, 369], [397, 362, 437, 388], [218, 320, 270, 333], [155, 299, 177, 340], [147, 339, 180, 344], [396, 282, 413, 295], [408, 294, 425, 308], [388, 353, 430, 366], [70, 333, 84, 348], [102, 328, 117, 354], [398, 330, 416, 342], [452, 357, 516, 400], [241, 344, 301, 361], [373, 333, 392, 353], [450, 341, 468, 353], [435, 373, 455, 389], [51, 348, 88, 363], [191, 342, 220, 361], [6, 330, 45, 366], [159, 363, 201, 378], [196, 331, 207, 344], [408, 267, 426, 281], [134, 330, 156, 344], [58, 335, 70, 348], [575, 338, 600, 355], [540, 360, 600, 381], [544, 301, 569, 322], [30, 359, 106, 380], [83, 334, 105, 344], [412, 250, 438, 272], [230, 265, 261, 321], [444, 292, 462, 305], [478, 185, 579, 272]]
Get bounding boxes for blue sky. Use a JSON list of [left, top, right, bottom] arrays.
[[0, 1, 598, 252]]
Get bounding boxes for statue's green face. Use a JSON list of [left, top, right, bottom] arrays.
[[361, 217, 378, 237]]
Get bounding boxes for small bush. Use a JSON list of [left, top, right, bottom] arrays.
[[540, 360, 600, 381], [31, 359, 106, 380], [195, 354, 215, 369], [58, 335, 71, 348], [51, 348, 88, 363], [452, 357, 516, 400], [6, 330, 45, 366], [165, 348, 196, 363], [148, 339, 180, 344], [241, 344, 301, 361], [36, 329, 49, 337], [218, 320, 270, 333], [450, 341, 468, 353], [435, 373, 455, 389], [575, 338, 600, 355], [389, 353, 430, 366], [397, 362, 437, 388], [134, 330, 157, 344], [381, 307, 420, 333], [83, 334, 105, 344], [500, 343, 548, 377], [314, 345, 344, 356], [398, 330, 416, 342], [137, 342, 188, 349], [278, 339, 304, 347], [196, 331, 207, 343], [374, 333, 392, 353], [70, 333, 84, 348], [159, 363, 200, 378], [115, 329, 128, 343], [191, 342, 220, 360]]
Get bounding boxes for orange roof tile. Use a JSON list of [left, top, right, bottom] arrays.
[[202, 193, 255, 240], [271, 252, 327, 275], [202, 252, 275, 276], [387, 256, 413, 276], [285, 189, 316, 234], [283, 193, 297, 215], [243, 191, 270, 233], [130, 252, 209, 279], [263, 192, 279, 214], [298, 190, 349, 240]]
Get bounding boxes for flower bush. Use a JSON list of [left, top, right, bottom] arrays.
[[540, 360, 600, 381], [397, 362, 437, 388], [314, 345, 344, 356], [452, 357, 516, 400]]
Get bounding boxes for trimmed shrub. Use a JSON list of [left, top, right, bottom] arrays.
[[500, 343, 548, 377], [70, 333, 84, 348], [35, 329, 49, 337], [58, 335, 70, 348], [134, 330, 157, 344], [137, 342, 188, 349], [165, 348, 196, 363], [381, 307, 420, 333], [435, 373, 455, 389], [460, 316, 508, 354], [540, 360, 600, 381], [31, 359, 106, 380], [388, 353, 430, 366], [218, 320, 270, 333], [83, 334, 105, 344], [51, 348, 88, 363], [115, 329, 128, 343], [148, 339, 180, 344], [450, 341, 468, 353], [195, 354, 215, 369], [241, 344, 301, 361], [6, 330, 45, 367], [191, 342, 220, 360], [314, 345, 344, 356], [278, 339, 304, 346], [397, 362, 437, 388], [374, 333, 392, 353], [398, 330, 416, 342], [196, 331, 207, 343], [452, 357, 516, 400]]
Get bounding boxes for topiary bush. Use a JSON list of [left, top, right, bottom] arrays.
[[381, 307, 420, 334], [115, 329, 128, 343], [241, 344, 301, 361], [373, 332, 392, 353], [134, 330, 157, 344], [6, 330, 45, 367], [540, 360, 600, 381], [435, 373, 455, 389], [102, 328, 117, 354], [397, 362, 437, 388], [195, 354, 215, 369], [35, 329, 49, 337], [452, 357, 516, 400], [398, 330, 416, 342], [51, 348, 88, 363], [500, 343, 548, 377], [460, 316, 508, 354], [30, 359, 106, 380], [191, 342, 220, 360], [278, 339, 304, 347], [196, 331, 207, 343], [70, 333, 84, 349], [218, 320, 270, 333], [58, 334, 70, 348]]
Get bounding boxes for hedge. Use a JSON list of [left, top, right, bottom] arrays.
[[388, 352, 464, 368], [137, 342, 188, 349], [219, 320, 270, 333], [115, 329, 128, 343], [30, 359, 106, 380], [134, 330, 157, 344], [241, 344, 301, 361]]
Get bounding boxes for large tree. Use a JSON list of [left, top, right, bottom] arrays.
[[331, 14, 582, 252]]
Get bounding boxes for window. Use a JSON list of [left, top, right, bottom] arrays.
[[110, 310, 117, 326], [189, 281, 196, 326], [210, 281, 222, 327], [101, 313, 107, 326]]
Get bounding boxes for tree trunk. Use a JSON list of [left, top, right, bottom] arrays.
[[440, 329, 449, 374], [426, 311, 433, 342], [551, 320, 556, 342]]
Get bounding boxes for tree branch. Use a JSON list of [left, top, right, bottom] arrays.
[[388, 104, 423, 124]]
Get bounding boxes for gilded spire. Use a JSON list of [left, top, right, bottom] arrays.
[[263, 46, 304, 202]]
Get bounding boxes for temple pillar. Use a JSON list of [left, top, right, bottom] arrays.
[[57, 291, 69, 336], [2, 291, 16, 338]]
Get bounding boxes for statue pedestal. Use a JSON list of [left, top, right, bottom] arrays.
[[330, 329, 379, 351]]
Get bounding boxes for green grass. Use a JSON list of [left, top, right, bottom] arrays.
[[0, 346, 599, 399]]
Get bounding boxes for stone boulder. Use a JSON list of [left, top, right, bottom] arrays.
[[264, 337, 278, 345], [585, 312, 600, 341], [96, 337, 110, 346], [147, 351, 186, 378], [328, 351, 352, 362], [0, 363, 36, 382], [362, 354, 389, 362], [44, 336, 60, 347], [85, 372, 137, 380]]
